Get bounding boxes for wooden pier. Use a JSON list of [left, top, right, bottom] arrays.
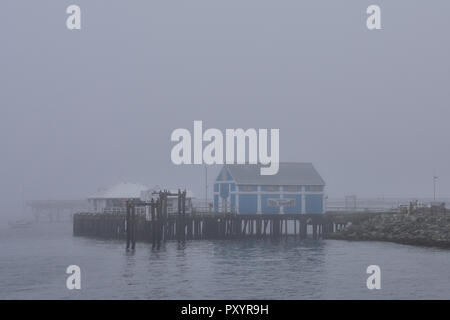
[[73, 190, 389, 249], [73, 212, 337, 241]]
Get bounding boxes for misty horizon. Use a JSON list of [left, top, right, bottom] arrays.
[[2, 1, 450, 217]]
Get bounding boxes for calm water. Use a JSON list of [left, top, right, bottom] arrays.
[[0, 222, 449, 299]]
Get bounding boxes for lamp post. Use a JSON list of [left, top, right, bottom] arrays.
[[433, 174, 438, 201]]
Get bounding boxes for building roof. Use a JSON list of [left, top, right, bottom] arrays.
[[89, 182, 149, 199], [224, 163, 325, 186]]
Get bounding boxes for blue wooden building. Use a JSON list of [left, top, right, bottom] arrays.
[[213, 163, 325, 214]]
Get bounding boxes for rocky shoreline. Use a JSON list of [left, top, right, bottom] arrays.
[[326, 213, 450, 249]]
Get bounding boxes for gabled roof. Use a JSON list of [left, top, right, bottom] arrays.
[[224, 163, 325, 186], [89, 182, 149, 199]]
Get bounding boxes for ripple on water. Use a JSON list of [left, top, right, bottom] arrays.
[[0, 223, 449, 299]]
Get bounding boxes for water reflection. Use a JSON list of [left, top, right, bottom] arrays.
[[1, 223, 449, 299]]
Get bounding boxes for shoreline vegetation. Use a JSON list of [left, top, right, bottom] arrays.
[[326, 212, 450, 249]]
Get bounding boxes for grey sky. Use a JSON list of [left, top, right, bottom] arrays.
[[1, 1, 449, 216]]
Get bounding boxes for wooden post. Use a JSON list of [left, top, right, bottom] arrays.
[[126, 200, 131, 249], [242, 219, 248, 236], [131, 201, 136, 250], [300, 219, 307, 239], [256, 218, 261, 238], [177, 190, 181, 243], [294, 219, 297, 238], [285, 219, 288, 238], [151, 199, 157, 249], [313, 223, 317, 240], [157, 199, 162, 249]]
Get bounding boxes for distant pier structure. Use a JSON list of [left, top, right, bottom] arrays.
[[87, 182, 195, 215], [87, 182, 149, 214], [27, 200, 88, 222]]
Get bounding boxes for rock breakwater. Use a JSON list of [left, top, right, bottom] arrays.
[[327, 213, 450, 248]]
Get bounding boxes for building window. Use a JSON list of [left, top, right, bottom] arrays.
[[239, 185, 257, 192], [262, 185, 279, 192], [306, 185, 323, 192], [283, 185, 300, 192]]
